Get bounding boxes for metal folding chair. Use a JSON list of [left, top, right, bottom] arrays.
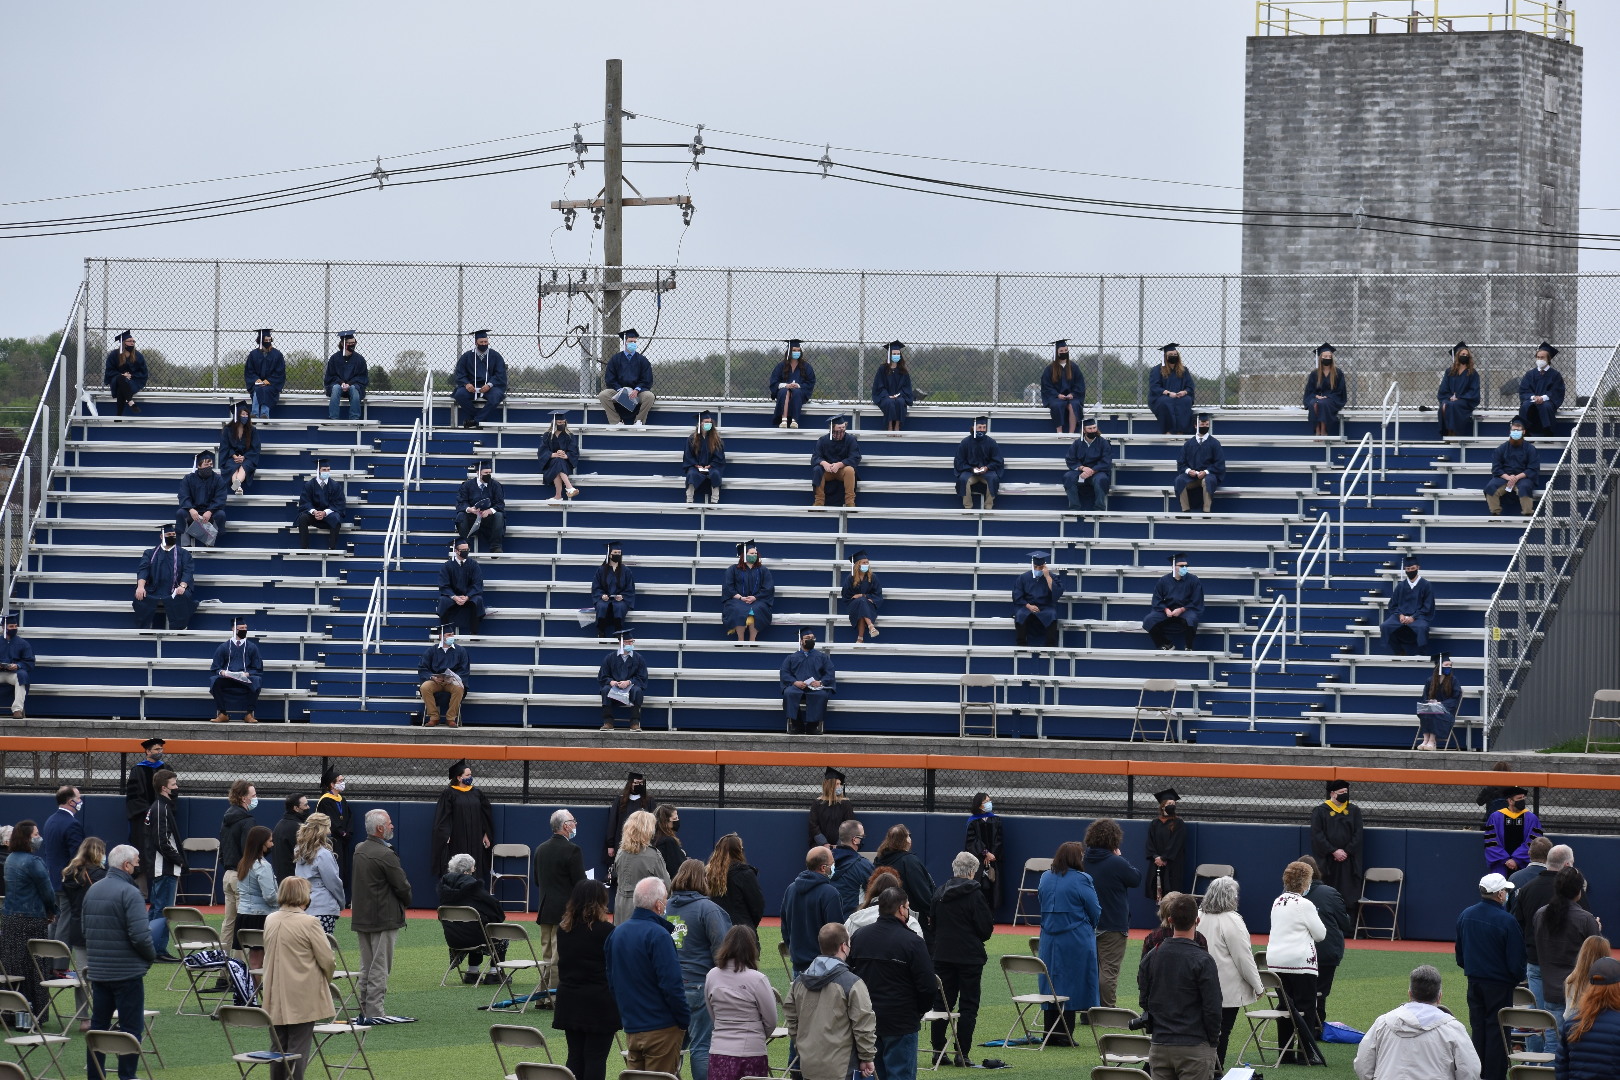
[[492, 1023, 555, 1078], [999, 954, 1067, 1050], [1013, 858, 1051, 925], [327, 934, 362, 1022], [1498, 1007, 1559, 1070], [169, 924, 232, 1016], [436, 905, 486, 987], [177, 837, 221, 904], [1096, 1032, 1151, 1069], [1354, 868, 1404, 939], [1191, 864, 1234, 905], [485, 923, 547, 1013], [1131, 678, 1182, 741], [25, 938, 83, 1032], [920, 974, 958, 1070], [86, 1029, 155, 1080], [109, 1004, 165, 1069], [514, 1066, 575, 1080], [1234, 969, 1296, 1067], [1083, 1007, 1139, 1052], [958, 673, 998, 737], [236, 927, 266, 978], [765, 987, 796, 1079], [159, 906, 214, 992], [219, 1005, 300, 1080], [777, 940, 793, 980], [1583, 688, 1620, 752], [490, 845, 533, 912], [0, 988, 69, 1080], [0, 1060, 26, 1079], [313, 1020, 376, 1080]]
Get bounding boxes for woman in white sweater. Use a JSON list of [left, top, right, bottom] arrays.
[[1265, 860, 1326, 1065], [1198, 875, 1264, 1069]]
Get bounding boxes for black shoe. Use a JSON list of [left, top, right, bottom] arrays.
[[489, 544, 503, 554], [153, 953, 181, 964], [954, 1054, 972, 1068], [480, 971, 506, 986], [461, 970, 482, 985]]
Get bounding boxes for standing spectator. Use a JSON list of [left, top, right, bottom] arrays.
[[271, 794, 308, 883], [1265, 860, 1327, 1065], [847, 868, 925, 940], [1484, 786, 1543, 878], [611, 810, 670, 926], [534, 808, 585, 1000], [437, 852, 507, 986], [1144, 892, 1209, 956], [605, 877, 690, 1073], [83, 844, 154, 1080], [60, 837, 106, 1031], [830, 821, 874, 919], [40, 785, 83, 935], [808, 768, 854, 849], [1455, 872, 1525, 1080], [782, 847, 845, 976], [667, 859, 733, 1080], [1557, 956, 1620, 1080], [260, 874, 334, 1080], [1083, 818, 1143, 1009], [293, 813, 345, 934], [1516, 843, 1574, 1038], [653, 805, 687, 878], [1534, 866, 1602, 1027], [928, 852, 993, 1068], [1352, 964, 1480, 1080], [1507, 836, 1554, 903], [553, 880, 620, 1080], [1137, 892, 1223, 1080], [0, 612, 35, 719], [1197, 876, 1263, 1069], [233, 826, 277, 962], [1310, 780, 1364, 920], [123, 737, 167, 849], [963, 793, 1004, 909], [1299, 854, 1353, 1027], [848, 887, 935, 1080], [786, 923, 878, 1080], [873, 825, 937, 933], [314, 767, 354, 889], [350, 809, 412, 1024], [431, 759, 494, 879], [141, 769, 184, 962], [1036, 841, 1101, 1046], [706, 833, 765, 932], [2, 821, 57, 1022], [1146, 788, 1189, 901], [1562, 934, 1612, 1022], [704, 925, 778, 1080], [218, 779, 259, 960]]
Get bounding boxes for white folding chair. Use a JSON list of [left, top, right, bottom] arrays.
[[486, 923, 547, 1013], [491, 1023, 554, 1079], [25, 938, 83, 1032], [490, 845, 533, 912], [1234, 969, 1296, 1067], [1498, 1007, 1559, 1070], [999, 954, 1067, 1050], [1354, 867, 1404, 939], [0, 987, 69, 1080], [920, 974, 958, 1070], [1131, 678, 1182, 741], [436, 905, 486, 987], [177, 837, 221, 904], [1096, 1032, 1151, 1069], [86, 1029, 155, 1080], [1013, 858, 1051, 926], [218, 1005, 300, 1080], [1191, 864, 1234, 905], [959, 673, 999, 737]]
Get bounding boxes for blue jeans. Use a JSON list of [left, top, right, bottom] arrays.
[[88, 976, 145, 1080], [147, 873, 177, 955], [328, 384, 363, 419], [685, 987, 714, 1080], [875, 1031, 917, 1080], [250, 384, 274, 417]]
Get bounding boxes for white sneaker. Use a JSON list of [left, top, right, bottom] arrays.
[[778, 420, 788, 429], [685, 489, 694, 505], [611, 422, 625, 430], [789, 420, 799, 429], [633, 419, 646, 428], [708, 490, 719, 504], [546, 496, 563, 505]]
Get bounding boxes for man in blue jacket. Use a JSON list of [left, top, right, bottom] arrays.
[[452, 330, 508, 429], [605, 877, 689, 1075], [0, 611, 35, 719], [598, 328, 656, 426], [1381, 554, 1436, 656], [1455, 872, 1525, 1080], [831, 821, 874, 918], [1082, 819, 1142, 1009], [782, 847, 844, 977], [41, 785, 83, 936]]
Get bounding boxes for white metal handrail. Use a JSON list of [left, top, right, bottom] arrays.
[[1379, 381, 1400, 478], [1248, 594, 1290, 731], [358, 494, 408, 706], [420, 370, 434, 441], [1337, 432, 1377, 557], [1293, 512, 1332, 645]]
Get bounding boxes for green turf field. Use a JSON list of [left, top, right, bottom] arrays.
[[57, 918, 1447, 1079]]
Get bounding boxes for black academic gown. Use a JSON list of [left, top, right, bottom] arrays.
[[1012, 569, 1065, 630], [964, 814, 1006, 907], [1145, 815, 1188, 900], [604, 795, 658, 863], [209, 637, 263, 711], [437, 555, 486, 631], [1148, 369, 1195, 434], [218, 425, 260, 483], [244, 348, 285, 407], [316, 791, 354, 887], [721, 565, 774, 635], [538, 431, 580, 485], [1436, 368, 1480, 435], [1309, 801, 1364, 900], [1173, 436, 1226, 499], [133, 542, 197, 629], [431, 783, 496, 879]]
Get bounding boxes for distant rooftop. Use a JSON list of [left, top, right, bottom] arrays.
[[1255, 0, 1575, 41]]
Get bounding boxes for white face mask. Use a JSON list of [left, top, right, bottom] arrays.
[[1536, 358, 1550, 370]]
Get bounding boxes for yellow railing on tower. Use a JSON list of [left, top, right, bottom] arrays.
[[1254, 0, 1575, 41]]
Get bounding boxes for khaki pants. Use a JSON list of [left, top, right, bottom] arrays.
[[0, 672, 26, 712], [598, 388, 656, 423], [625, 1026, 684, 1075], [356, 928, 399, 1019], [420, 679, 465, 723], [220, 870, 240, 954], [1147, 1041, 1218, 1080], [538, 922, 559, 991], [813, 465, 858, 506], [1096, 930, 1128, 1008]]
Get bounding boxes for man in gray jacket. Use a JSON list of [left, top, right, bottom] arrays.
[[786, 923, 877, 1080], [83, 844, 155, 1080], [1353, 965, 1480, 1080], [350, 809, 414, 1024]]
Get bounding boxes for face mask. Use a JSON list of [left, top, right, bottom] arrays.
[[1442, 664, 1453, 674], [622, 644, 634, 655], [198, 466, 214, 478], [4, 626, 15, 638], [460, 775, 472, 786], [444, 635, 457, 648], [746, 553, 757, 564], [624, 341, 638, 354], [565, 824, 577, 840], [1174, 565, 1186, 579], [1510, 430, 1524, 441], [889, 355, 900, 365], [318, 469, 331, 481], [791, 351, 801, 361], [670, 818, 680, 833], [1322, 359, 1333, 367], [1164, 803, 1177, 816], [237, 413, 250, 424], [834, 784, 845, 797], [333, 781, 346, 794], [1458, 355, 1471, 365], [982, 800, 994, 814], [1333, 792, 1348, 804], [456, 548, 469, 560], [1084, 431, 1097, 441], [1406, 569, 1419, 581], [236, 628, 248, 639], [162, 534, 176, 548], [480, 472, 492, 482], [1536, 359, 1550, 370], [247, 796, 259, 811], [802, 638, 816, 650], [859, 562, 870, 573], [702, 422, 713, 432], [1197, 427, 1210, 437], [609, 553, 622, 563]]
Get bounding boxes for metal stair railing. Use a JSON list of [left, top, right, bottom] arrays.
[[1337, 432, 1377, 557], [1293, 512, 1332, 645], [359, 494, 408, 706], [1379, 381, 1400, 478], [1248, 593, 1290, 730]]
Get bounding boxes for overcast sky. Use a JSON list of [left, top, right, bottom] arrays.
[[2, 0, 1613, 338]]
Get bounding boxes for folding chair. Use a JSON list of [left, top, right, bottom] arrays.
[[236, 927, 266, 978], [160, 906, 214, 992], [437, 905, 486, 987], [1191, 864, 1234, 905], [177, 837, 221, 904], [1234, 969, 1296, 1067], [0, 1061, 26, 1079], [621, 1071, 681, 1080], [1506, 1066, 1557, 1078], [959, 673, 998, 737], [486, 922, 547, 1013], [219, 1005, 300, 1080], [492, 1024, 554, 1078], [1498, 1007, 1558, 1069], [0, 988, 69, 1080], [313, 1019, 376, 1080], [1027, 937, 1040, 956], [86, 1029, 155, 1080], [777, 940, 793, 980], [1354, 868, 1404, 940], [1131, 678, 1182, 741], [1513, 986, 1537, 1008], [765, 988, 796, 1079], [1583, 688, 1620, 752], [1090, 1068, 1156, 1080], [490, 845, 533, 912], [1013, 858, 1051, 925], [1084, 1006, 1138, 1052], [999, 953, 1067, 1050], [25, 938, 83, 1032], [515, 1065, 575, 1080], [920, 974, 958, 1070], [1096, 1032, 1151, 1069], [327, 934, 362, 1022], [109, 1004, 165, 1069], [169, 924, 233, 1016]]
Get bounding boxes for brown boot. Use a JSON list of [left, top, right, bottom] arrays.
[[447, 715, 460, 728], [211, 712, 229, 724], [600, 718, 614, 730], [812, 485, 825, 508], [1519, 496, 1535, 515], [424, 713, 441, 727], [1485, 492, 1503, 515], [242, 713, 257, 724]]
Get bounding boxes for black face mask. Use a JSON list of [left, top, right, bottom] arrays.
[[235, 629, 247, 639], [456, 549, 469, 560], [1163, 803, 1177, 816], [1197, 427, 1210, 437], [1406, 569, 1419, 581], [609, 554, 622, 563], [1333, 792, 1348, 804], [198, 466, 214, 478], [802, 638, 816, 650], [479, 473, 492, 483]]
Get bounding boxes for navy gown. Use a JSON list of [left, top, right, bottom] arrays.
[[840, 573, 883, 630], [683, 437, 726, 495], [1380, 576, 1435, 654], [872, 366, 915, 425], [953, 435, 1005, 496], [1148, 369, 1196, 434], [437, 556, 486, 632], [1518, 367, 1566, 435], [538, 429, 580, 485], [243, 347, 285, 411], [1012, 569, 1066, 633], [1142, 572, 1204, 648], [1303, 370, 1347, 430], [768, 360, 816, 423], [1436, 369, 1480, 436], [721, 564, 774, 637], [592, 564, 636, 634], [133, 543, 197, 629], [1040, 363, 1086, 428]]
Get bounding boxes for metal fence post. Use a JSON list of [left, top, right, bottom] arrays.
[[456, 265, 465, 351], [212, 261, 221, 389], [75, 273, 86, 405], [991, 275, 1002, 404], [857, 272, 867, 404], [724, 270, 734, 399], [1136, 276, 1146, 404], [323, 264, 332, 344], [1220, 276, 1231, 405], [1096, 275, 1105, 410]]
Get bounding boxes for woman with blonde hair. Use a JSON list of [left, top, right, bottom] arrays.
[[1564, 935, 1613, 1021], [61, 836, 106, 1030], [1198, 876, 1264, 1069], [260, 874, 334, 1080], [807, 767, 854, 848], [610, 809, 669, 924], [1265, 860, 1326, 1065], [293, 812, 344, 933]]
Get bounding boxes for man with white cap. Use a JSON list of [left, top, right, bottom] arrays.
[[1453, 871, 1525, 1080]]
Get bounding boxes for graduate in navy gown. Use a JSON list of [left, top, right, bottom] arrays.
[[454, 458, 506, 552], [1040, 339, 1086, 434], [598, 629, 648, 730], [417, 623, 471, 728], [1303, 344, 1348, 435], [452, 329, 508, 429], [722, 540, 774, 645], [598, 328, 655, 425], [1416, 657, 1464, 751], [955, 415, 1005, 510], [0, 613, 33, 720], [437, 537, 486, 635], [324, 331, 368, 420], [684, 411, 726, 505], [218, 400, 260, 495], [538, 412, 580, 503], [295, 458, 347, 551], [177, 448, 230, 547], [210, 615, 263, 723], [1380, 554, 1435, 656], [133, 523, 197, 629], [104, 330, 148, 416], [243, 329, 285, 418], [1483, 416, 1541, 517], [811, 414, 862, 508], [840, 549, 883, 643], [1173, 414, 1226, 514], [591, 539, 636, 639], [1437, 342, 1480, 437], [1013, 550, 1066, 648], [780, 626, 837, 735], [871, 340, 915, 432], [1142, 553, 1203, 651], [1518, 342, 1566, 437], [1148, 343, 1195, 435], [1063, 417, 1113, 511], [769, 339, 816, 428]]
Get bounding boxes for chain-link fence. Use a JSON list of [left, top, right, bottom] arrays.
[[82, 259, 1620, 408]]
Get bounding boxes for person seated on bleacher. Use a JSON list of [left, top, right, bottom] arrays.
[[1041, 339, 1085, 435], [1483, 416, 1540, 518], [592, 539, 635, 639], [454, 458, 506, 552], [1173, 414, 1225, 515], [1013, 550, 1065, 648], [1519, 341, 1566, 437], [538, 411, 581, 503], [1416, 656, 1462, 751], [323, 330, 367, 421], [452, 329, 507, 430], [1436, 343, 1480, 438], [133, 522, 197, 630], [244, 329, 285, 419], [104, 330, 148, 417], [722, 540, 774, 646], [1380, 554, 1435, 657], [781, 626, 837, 735], [1148, 343, 1195, 435], [770, 339, 816, 428], [438, 537, 486, 635], [684, 411, 726, 505], [1303, 344, 1347, 436], [177, 448, 229, 548], [219, 399, 260, 495], [417, 624, 470, 728], [598, 328, 655, 427], [598, 628, 647, 731], [1063, 417, 1112, 512], [955, 416, 1004, 511], [872, 340, 915, 434], [812, 414, 861, 509], [1142, 553, 1203, 652], [295, 458, 346, 551], [841, 549, 883, 644], [210, 615, 263, 724], [0, 613, 35, 720]]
